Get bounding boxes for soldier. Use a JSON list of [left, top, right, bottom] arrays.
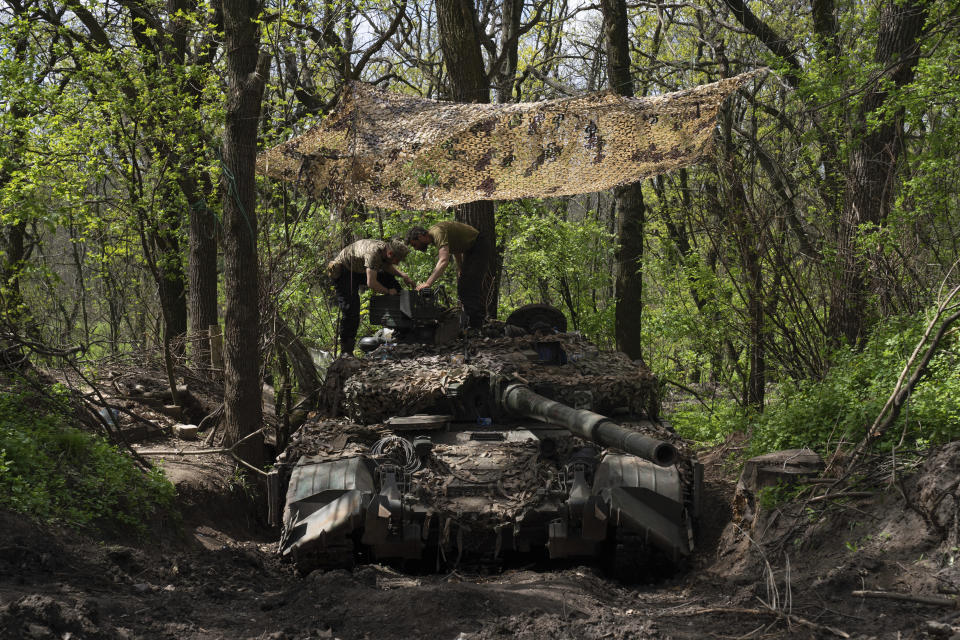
[[406, 221, 489, 329], [327, 238, 413, 355]]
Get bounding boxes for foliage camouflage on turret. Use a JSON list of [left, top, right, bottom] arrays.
[[321, 332, 661, 424]]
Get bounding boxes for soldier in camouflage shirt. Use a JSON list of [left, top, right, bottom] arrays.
[[327, 238, 413, 355], [406, 221, 490, 329]]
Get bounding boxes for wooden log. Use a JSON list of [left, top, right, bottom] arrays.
[[852, 590, 958, 607]]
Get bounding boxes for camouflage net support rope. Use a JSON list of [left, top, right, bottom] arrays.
[[258, 70, 766, 209]]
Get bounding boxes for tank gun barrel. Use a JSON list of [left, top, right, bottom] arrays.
[[500, 383, 676, 466]]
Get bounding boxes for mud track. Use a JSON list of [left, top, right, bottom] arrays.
[[4, 435, 960, 639]]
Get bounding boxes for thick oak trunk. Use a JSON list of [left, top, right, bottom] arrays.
[[827, 0, 927, 345], [436, 0, 499, 319]]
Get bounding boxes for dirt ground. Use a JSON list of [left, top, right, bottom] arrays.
[[4, 423, 960, 639]]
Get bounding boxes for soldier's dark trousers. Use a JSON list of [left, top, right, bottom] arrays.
[[333, 270, 401, 355], [457, 230, 492, 329]]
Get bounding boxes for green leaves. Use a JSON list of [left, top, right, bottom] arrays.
[[670, 310, 960, 456], [752, 312, 960, 455], [0, 386, 176, 534], [497, 199, 617, 343]]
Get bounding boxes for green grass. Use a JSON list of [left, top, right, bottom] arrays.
[[0, 382, 176, 535]]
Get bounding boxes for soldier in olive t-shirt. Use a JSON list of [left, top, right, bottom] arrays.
[[405, 221, 489, 329]]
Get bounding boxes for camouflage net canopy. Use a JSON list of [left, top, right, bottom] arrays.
[[258, 70, 765, 210]]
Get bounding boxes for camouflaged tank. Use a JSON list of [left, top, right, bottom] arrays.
[[274, 292, 701, 573]]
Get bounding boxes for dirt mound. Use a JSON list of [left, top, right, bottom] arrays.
[[1, 594, 102, 640], [9, 426, 960, 638], [703, 444, 960, 639]]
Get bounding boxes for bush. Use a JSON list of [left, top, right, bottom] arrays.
[[0, 384, 176, 534], [668, 311, 960, 457], [669, 398, 752, 446], [749, 313, 959, 456]]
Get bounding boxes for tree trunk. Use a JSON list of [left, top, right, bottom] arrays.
[[436, 0, 498, 319], [601, 0, 645, 361], [222, 0, 268, 467], [173, 0, 222, 371], [0, 41, 33, 336], [436, 0, 489, 103], [613, 184, 645, 360], [494, 0, 523, 103], [455, 200, 498, 320], [154, 234, 188, 356], [827, 0, 927, 345], [187, 186, 219, 368], [0, 221, 28, 331]]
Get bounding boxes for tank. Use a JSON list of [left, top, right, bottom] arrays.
[[273, 291, 701, 573]]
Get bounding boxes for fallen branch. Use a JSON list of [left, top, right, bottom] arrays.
[[64, 357, 156, 468], [852, 590, 958, 608], [200, 404, 225, 446], [807, 491, 875, 503], [138, 427, 270, 477], [656, 606, 850, 638], [662, 378, 714, 413], [843, 281, 960, 475], [0, 331, 84, 358]]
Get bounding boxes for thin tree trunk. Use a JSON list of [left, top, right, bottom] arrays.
[[187, 185, 219, 368], [601, 0, 645, 361], [153, 229, 188, 356], [718, 103, 766, 408], [222, 0, 269, 467]]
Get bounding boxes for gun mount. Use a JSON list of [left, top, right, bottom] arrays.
[[275, 297, 700, 575]]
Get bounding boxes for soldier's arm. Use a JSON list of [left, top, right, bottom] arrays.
[[418, 245, 450, 290], [367, 268, 398, 294], [386, 263, 414, 287]]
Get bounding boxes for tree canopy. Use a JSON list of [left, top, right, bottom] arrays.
[[2, 0, 959, 461]]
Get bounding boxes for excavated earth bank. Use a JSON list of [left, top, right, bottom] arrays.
[[5, 428, 960, 639]]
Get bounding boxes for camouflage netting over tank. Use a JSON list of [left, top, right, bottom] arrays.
[[258, 70, 765, 209]]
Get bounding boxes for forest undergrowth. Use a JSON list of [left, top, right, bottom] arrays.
[[671, 310, 960, 459]]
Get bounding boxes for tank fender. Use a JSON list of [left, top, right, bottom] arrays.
[[362, 471, 402, 545], [279, 457, 375, 557], [594, 454, 693, 558], [565, 468, 608, 542], [594, 453, 684, 502]]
